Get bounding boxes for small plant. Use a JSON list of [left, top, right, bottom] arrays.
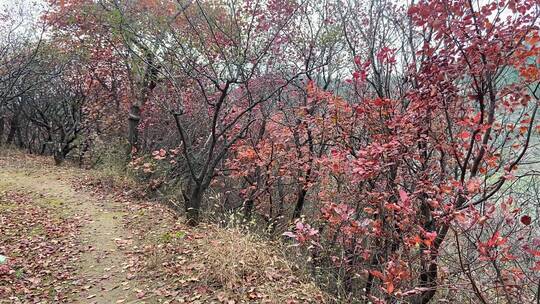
[[159, 230, 186, 243]]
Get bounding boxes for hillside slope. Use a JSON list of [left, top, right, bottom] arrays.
[[0, 151, 326, 303]]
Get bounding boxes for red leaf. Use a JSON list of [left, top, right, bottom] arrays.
[[408, 6, 419, 15], [398, 189, 410, 207], [370, 270, 384, 279], [398, 189, 408, 201], [520, 215, 532, 225], [386, 281, 395, 294], [457, 131, 471, 140]]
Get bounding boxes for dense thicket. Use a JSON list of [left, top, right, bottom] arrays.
[[1, 0, 539, 302]]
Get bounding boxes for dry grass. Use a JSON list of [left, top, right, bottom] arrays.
[[0, 148, 329, 303], [0, 147, 48, 169], [195, 226, 328, 303], [123, 208, 330, 303]]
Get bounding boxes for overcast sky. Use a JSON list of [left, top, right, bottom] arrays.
[[1, 0, 46, 17]]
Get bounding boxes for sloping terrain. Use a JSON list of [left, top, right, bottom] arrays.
[[0, 151, 326, 303]]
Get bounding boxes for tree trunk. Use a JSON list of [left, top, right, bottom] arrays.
[[54, 134, 77, 166], [54, 149, 64, 165], [7, 114, 19, 145], [41, 133, 52, 155], [292, 186, 307, 221], [243, 199, 254, 220], [0, 115, 4, 145], [409, 224, 449, 304], [53, 142, 67, 165], [15, 123, 23, 148], [409, 258, 438, 304], [127, 54, 158, 155], [184, 183, 203, 226], [128, 104, 141, 153], [78, 140, 89, 167]]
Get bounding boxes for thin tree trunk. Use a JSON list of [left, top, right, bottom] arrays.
[[184, 183, 203, 226], [0, 115, 4, 145], [410, 224, 449, 304], [7, 114, 19, 145], [78, 140, 89, 167], [127, 54, 158, 155], [128, 104, 141, 153], [243, 199, 254, 220], [292, 186, 307, 221], [41, 132, 52, 155], [54, 149, 64, 165], [15, 123, 23, 148]]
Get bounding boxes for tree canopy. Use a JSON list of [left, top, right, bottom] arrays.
[[1, 0, 539, 302]]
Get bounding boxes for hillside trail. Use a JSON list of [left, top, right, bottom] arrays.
[[0, 157, 141, 303], [0, 153, 328, 304]]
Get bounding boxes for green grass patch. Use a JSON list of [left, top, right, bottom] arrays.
[[159, 230, 186, 243]]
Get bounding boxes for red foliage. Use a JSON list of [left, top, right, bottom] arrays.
[[32, 0, 540, 302]]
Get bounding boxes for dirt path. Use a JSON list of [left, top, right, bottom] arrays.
[[0, 161, 139, 303], [0, 153, 328, 304]]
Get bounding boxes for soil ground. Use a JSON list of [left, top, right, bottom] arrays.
[[0, 152, 326, 304]]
